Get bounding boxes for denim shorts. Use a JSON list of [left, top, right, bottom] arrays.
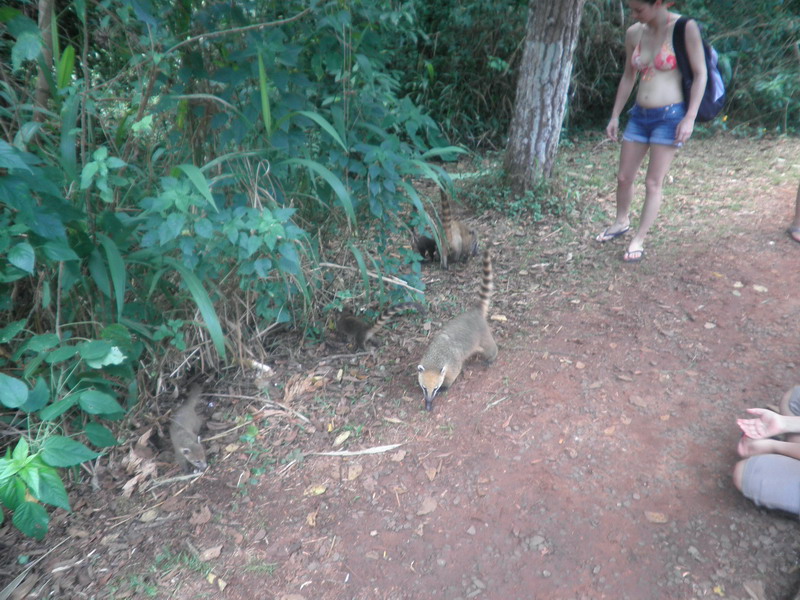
[[622, 102, 686, 147]]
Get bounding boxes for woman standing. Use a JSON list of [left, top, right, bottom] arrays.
[[596, 0, 707, 262]]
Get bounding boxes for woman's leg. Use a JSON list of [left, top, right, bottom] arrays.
[[625, 143, 679, 258], [598, 141, 649, 240], [789, 181, 800, 242]]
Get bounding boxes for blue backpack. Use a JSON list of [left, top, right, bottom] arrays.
[[673, 16, 726, 122]]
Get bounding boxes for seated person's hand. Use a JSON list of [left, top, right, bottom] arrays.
[[737, 408, 784, 440]]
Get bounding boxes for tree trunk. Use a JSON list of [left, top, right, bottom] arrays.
[[505, 0, 585, 194], [34, 0, 55, 122]]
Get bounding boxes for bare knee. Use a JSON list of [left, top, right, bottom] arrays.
[[779, 386, 797, 416], [643, 176, 665, 196], [732, 459, 747, 491], [616, 171, 636, 188]]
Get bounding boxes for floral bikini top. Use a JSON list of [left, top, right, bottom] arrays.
[[631, 22, 678, 80]]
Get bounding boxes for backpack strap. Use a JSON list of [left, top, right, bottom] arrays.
[[673, 16, 691, 80]]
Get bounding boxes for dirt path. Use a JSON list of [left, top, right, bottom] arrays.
[[2, 137, 799, 600]]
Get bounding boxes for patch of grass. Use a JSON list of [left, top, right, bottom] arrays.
[[244, 559, 278, 575]]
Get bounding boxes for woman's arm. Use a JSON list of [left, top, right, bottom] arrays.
[[607, 24, 640, 140], [675, 19, 707, 143], [738, 408, 800, 439]]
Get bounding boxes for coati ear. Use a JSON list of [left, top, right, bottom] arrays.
[[439, 366, 446, 375], [181, 447, 191, 457], [417, 365, 424, 373]]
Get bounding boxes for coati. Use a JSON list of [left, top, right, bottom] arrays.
[[441, 189, 478, 264], [413, 233, 438, 262], [337, 301, 425, 350], [169, 383, 208, 473], [417, 249, 496, 411]]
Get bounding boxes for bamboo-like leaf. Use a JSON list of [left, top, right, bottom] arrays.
[[295, 110, 348, 151], [56, 45, 75, 90], [257, 52, 272, 135], [347, 243, 370, 300], [368, 254, 386, 299], [165, 259, 227, 360], [282, 158, 355, 226], [420, 145, 467, 160], [175, 164, 218, 212], [97, 233, 126, 321]]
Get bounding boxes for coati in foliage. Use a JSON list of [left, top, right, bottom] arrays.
[[417, 249, 497, 411], [337, 301, 425, 350], [413, 232, 438, 262], [441, 189, 478, 264], [169, 384, 208, 473]]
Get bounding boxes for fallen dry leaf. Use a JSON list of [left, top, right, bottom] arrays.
[[346, 463, 363, 481], [390, 450, 407, 462], [752, 284, 768, 293], [417, 496, 438, 516], [333, 430, 351, 447], [303, 484, 327, 497], [190, 505, 212, 526], [489, 314, 508, 322], [306, 509, 318, 528], [200, 544, 223, 561], [425, 466, 437, 482], [644, 511, 669, 524], [139, 509, 158, 523], [206, 572, 227, 591]]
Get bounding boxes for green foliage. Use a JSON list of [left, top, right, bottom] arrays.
[[0, 0, 455, 537], [390, 0, 527, 148]]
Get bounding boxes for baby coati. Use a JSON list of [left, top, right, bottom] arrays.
[[337, 301, 425, 350], [441, 189, 478, 264], [169, 383, 208, 473], [413, 232, 438, 262], [417, 249, 496, 411]]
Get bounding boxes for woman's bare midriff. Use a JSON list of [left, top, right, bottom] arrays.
[[636, 69, 683, 108]]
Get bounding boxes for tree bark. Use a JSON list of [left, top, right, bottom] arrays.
[[505, 0, 585, 194], [34, 0, 54, 122]]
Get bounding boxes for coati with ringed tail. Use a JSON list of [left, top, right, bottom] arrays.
[[169, 383, 208, 473], [337, 301, 425, 350], [441, 189, 478, 264], [417, 249, 497, 411]]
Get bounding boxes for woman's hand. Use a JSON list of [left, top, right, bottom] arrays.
[[675, 116, 695, 145], [606, 117, 620, 141]]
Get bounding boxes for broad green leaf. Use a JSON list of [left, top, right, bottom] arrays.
[[0, 139, 33, 172], [19, 377, 49, 412], [56, 44, 75, 89], [0, 373, 28, 409], [13, 501, 49, 540], [0, 319, 26, 343], [41, 436, 99, 467], [11, 31, 41, 72], [8, 242, 35, 273], [97, 232, 125, 320], [42, 240, 80, 262], [175, 164, 217, 211], [84, 423, 120, 448], [21, 333, 60, 353], [36, 466, 70, 510], [85, 346, 126, 369], [165, 259, 227, 360], [11, 438, 29, 461], [0, 476, 26, 510], [38, 394, 79, 421], [45, 344, 78, 364], [420, 145, 467, 160], [18, 462, 41, 497], [77, 389, 124, 416], [283, 158, 355, 226], [77, 340, 113, 361]]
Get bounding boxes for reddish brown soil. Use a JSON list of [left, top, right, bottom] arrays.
[[2, 137, 799, 600]]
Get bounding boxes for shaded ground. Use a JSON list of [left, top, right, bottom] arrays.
[[2, 136, 800, 600]]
